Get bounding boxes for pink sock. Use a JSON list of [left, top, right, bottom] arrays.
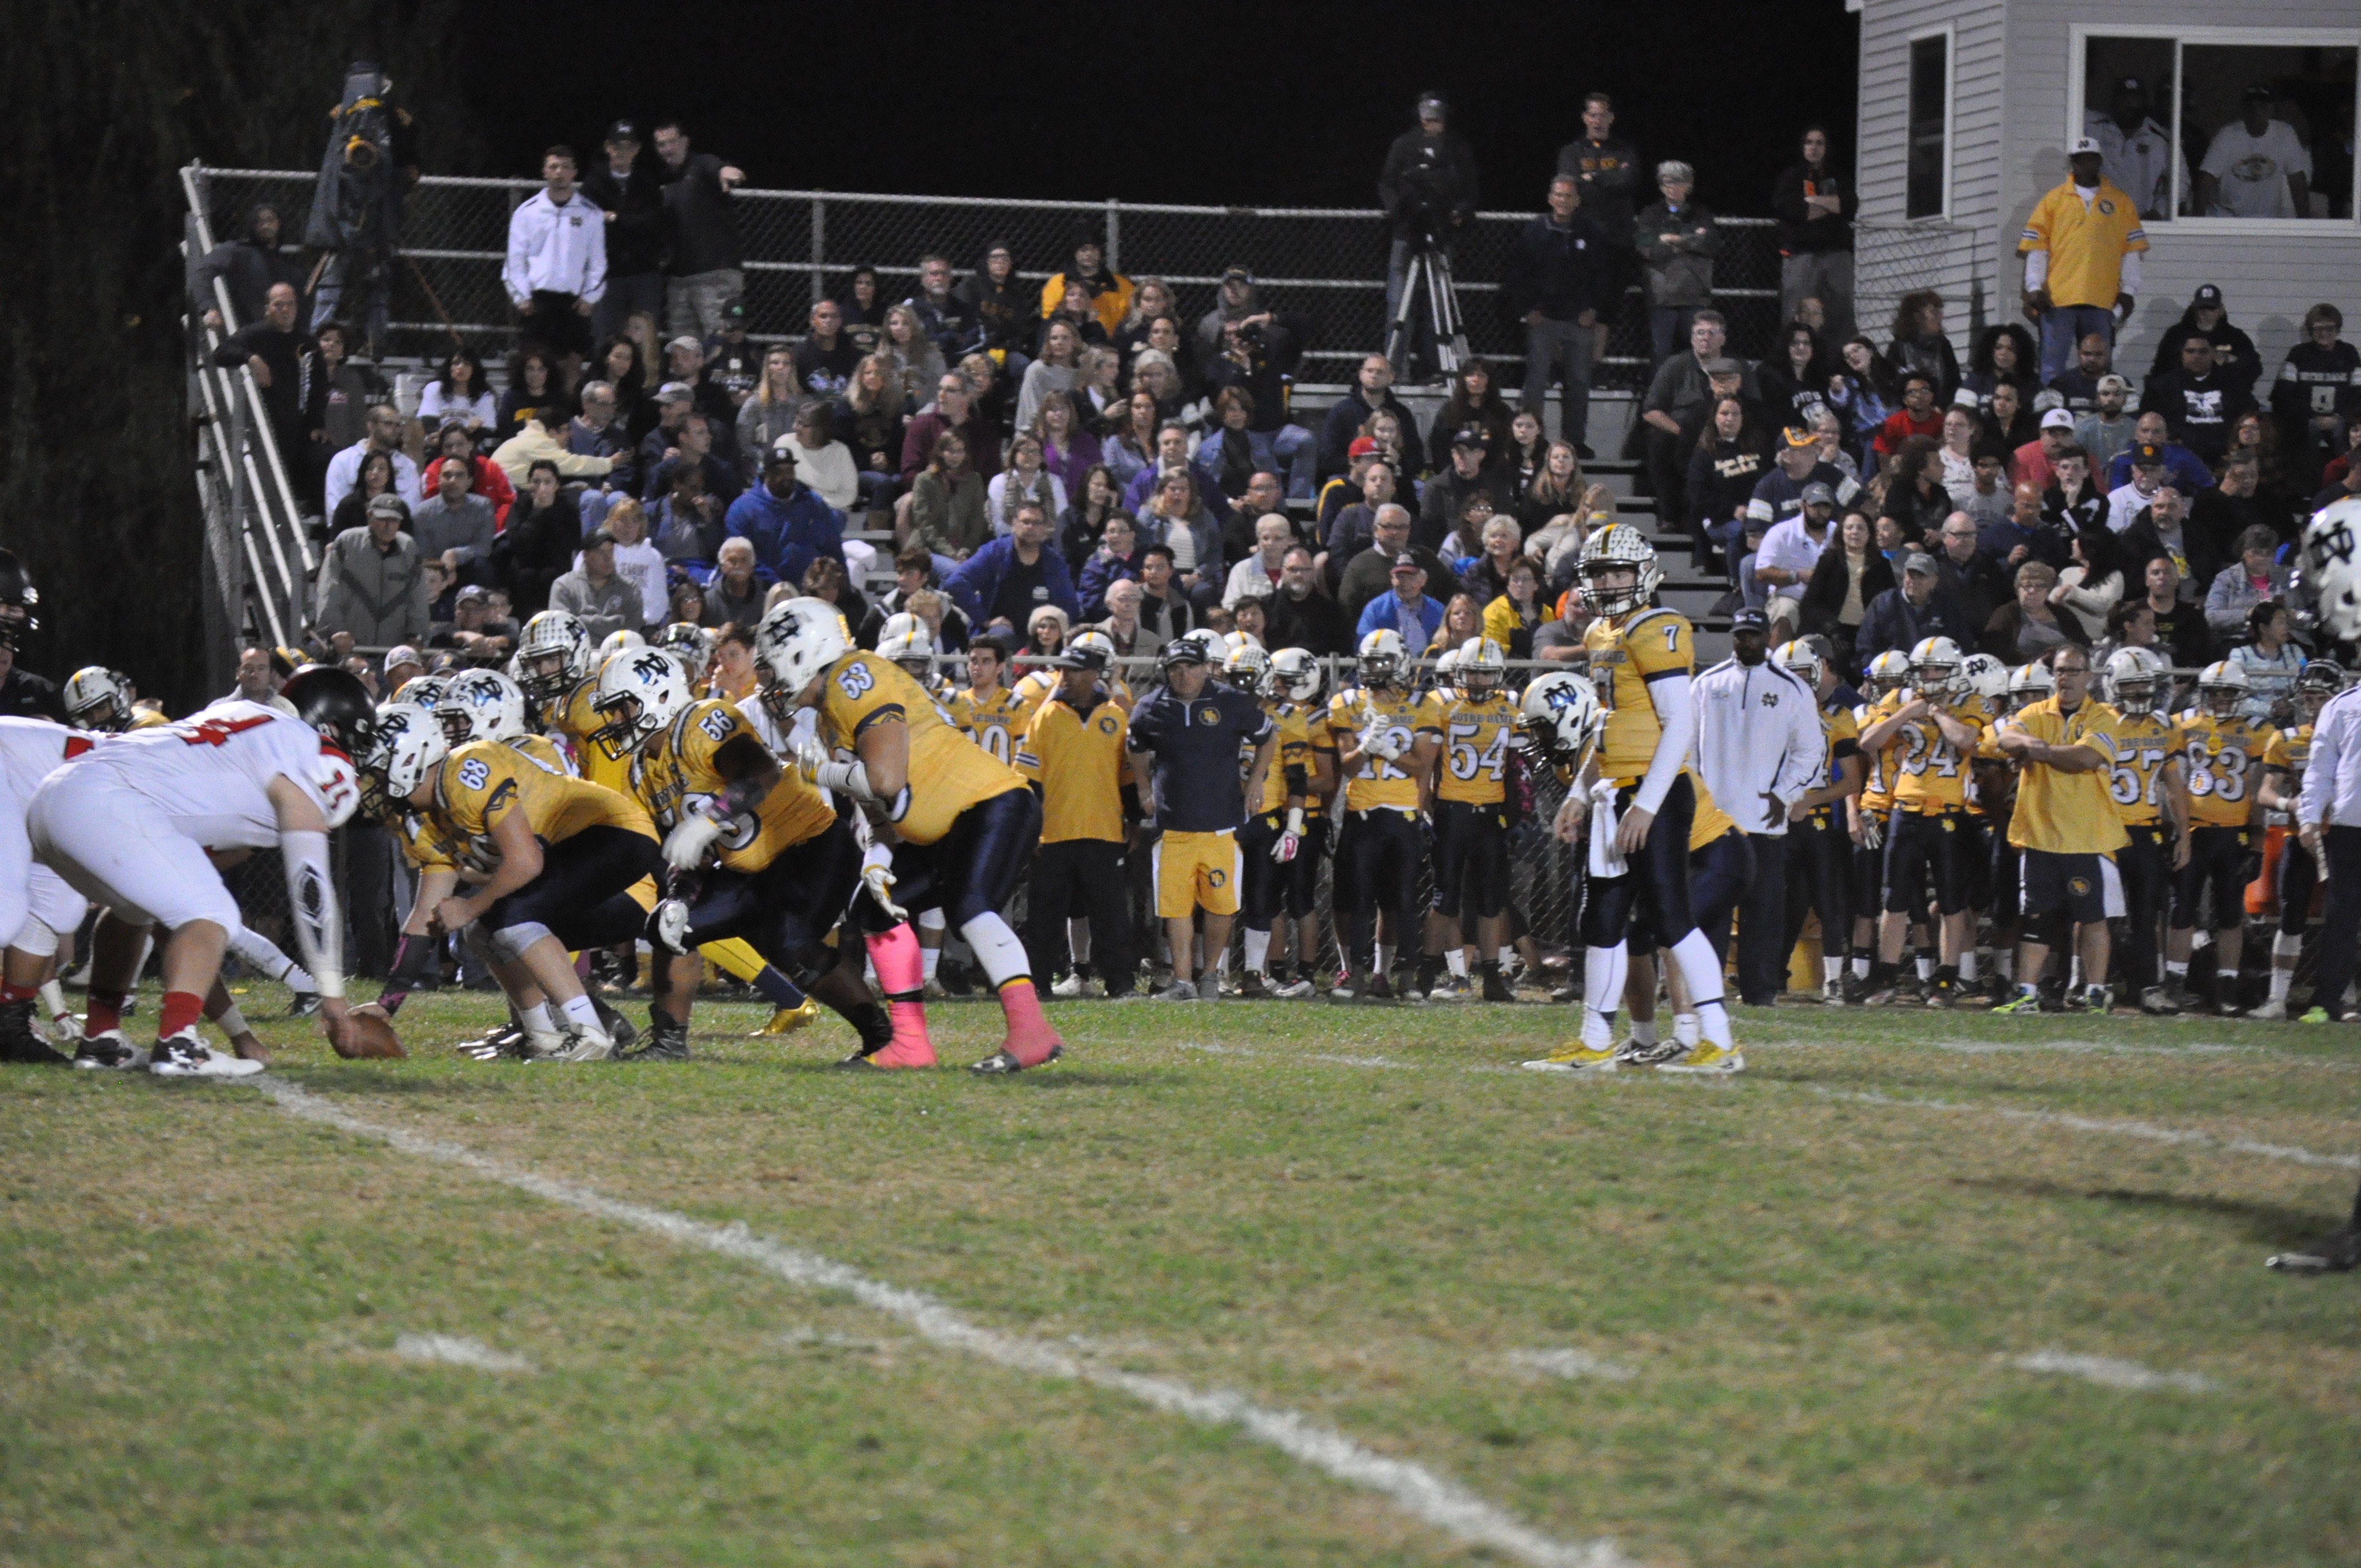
[[997, 978, 1062, 1067], [865, 925, 924, 998]]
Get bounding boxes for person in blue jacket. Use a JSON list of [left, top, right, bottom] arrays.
[[1354, 553, 1446, 646], [722, 437, 845, 586], [946, 500, 1080, 634]]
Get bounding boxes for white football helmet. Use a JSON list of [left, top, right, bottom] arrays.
[[1575, 524, 1662, 618], [1863, 649, 1913, 698], [1268, 646, 1323, 706], [754, 596, 853, 720], [1458, 636, 1506, 696], [655, 622, 715, 684], [1908, 635, 1963, 698], [1067, 629, 1116, 669], [1774, 639, 1824, 689], [1432, 646, 1462, 695], [1357, 628, 1408, 689], [601, 629, 646, 656], [875, 614, 939, 682], [590, 646, 696, 759], [1174, 627, 1225, 666], [518, 610, 592, 701], [437, 668, 529, 746], [2196, 659, 2249, 717], [62, 667, 134, 732], [394, 672, 451, 711], [365, 702, 448, 801], [2102, 646, 2166, 714], [1222, 638, 1271, 689], [1960, 652, 2009, 713], [2007, 661, 2055, 711], [1520, 671, 1606, 767], [2300, 496, 2361, 640]]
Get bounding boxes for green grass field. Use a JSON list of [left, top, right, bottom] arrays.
[[4, 987, 2356, 1567]]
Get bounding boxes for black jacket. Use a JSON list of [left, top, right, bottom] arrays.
[[2139, 369, 2256, 462], [1318, 390, 1422, 481], [1378, 129, 1480, 242], [956, 251, 1031, 356], [1799, 548, 1896, 639], [2147, 309, 2262, 398], [189, 210, 306, 328], [213, 322, 315, 438], [0, 667, 63, 722], [1771, 161, 1855, 254], [1554, 137, 1641, 244], [1500, 212, 1608, 325], [1266, 587, 1355, 658], [495, 494, 585, 614], [581, 154, 666, 277], [660, 153, 743, 276]]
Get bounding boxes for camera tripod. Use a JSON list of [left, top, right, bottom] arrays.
[[1384, 241, 1471, 382]]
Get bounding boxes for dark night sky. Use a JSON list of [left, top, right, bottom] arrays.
[[449, 2, 1860, 214]]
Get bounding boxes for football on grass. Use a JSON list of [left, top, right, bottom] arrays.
[[336, 1011, 405, 1059]]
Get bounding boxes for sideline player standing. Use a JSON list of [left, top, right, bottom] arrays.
[[1993, 645, 2126, 1013], [1126, 637, 1275, 1000], [1328, 629, 1435, 1000], [1859, 637, 1988, 1008], [1532, 524, 1741, 1072], [1220, 640, 1310, 999], [2163, 662, 2268, 1012], [1015, 638, 1137, 1000], [2093, 647, 2189, 1012], [1416, 636, 1522, 1001]]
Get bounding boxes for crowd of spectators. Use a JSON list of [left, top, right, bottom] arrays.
[[192, 103, 2358, 696]]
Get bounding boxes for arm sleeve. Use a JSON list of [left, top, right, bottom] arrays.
[[503, 206, 533, 305], [1636, 672, 1696, 818], [2119, 251, 2141, 295], [2023, 249, 2049, 291], [278, 829, 345, 1000]]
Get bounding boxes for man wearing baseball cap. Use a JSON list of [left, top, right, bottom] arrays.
[[1857, 550, 1974, 662], [2019, 136, 2146, 384], [2072, 371, 2137, 475], [2146, 283, 2262, 398], [582, 120, 665, 343], [2014, 405, 2081, 491]]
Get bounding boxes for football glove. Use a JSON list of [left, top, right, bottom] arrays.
[[662, 811, 726, 872]]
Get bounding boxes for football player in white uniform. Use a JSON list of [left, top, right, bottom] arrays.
[[28, 667, 371, 1076], [0, 718, 99, 1062]]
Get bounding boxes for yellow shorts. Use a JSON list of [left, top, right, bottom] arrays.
[[1153, 829, 1241, 919]]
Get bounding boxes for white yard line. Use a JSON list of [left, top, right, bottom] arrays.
[[392, 1332, 534, 1373], [2012, 1350, 2216, 1393], [1505, 1348, 1638, 1384], [1811, 1087, 2361, 1172], [251, 1078, 1629, 1568]]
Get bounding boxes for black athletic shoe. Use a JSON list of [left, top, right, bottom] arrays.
[[619, 1016, 690, 1061], [2267, 1226, 2361, 1274], [0, 999, 68, 1064], [1365, 971, 1396, 1002], [287, 990, 322, 1019], [591, 997, 639, 1054], [1481, 966, 1515, 1003]]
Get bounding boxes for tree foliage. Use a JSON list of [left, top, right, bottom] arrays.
[[0, 2, 477, 709]]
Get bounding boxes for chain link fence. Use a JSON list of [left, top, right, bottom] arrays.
[[191, 167, 1786, 390], [1852, 220, 1981, 348]]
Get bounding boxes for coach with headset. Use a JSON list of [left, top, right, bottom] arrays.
[[1694, 607, 1827, 1004]]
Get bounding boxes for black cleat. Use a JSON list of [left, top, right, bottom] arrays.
[[1480, 966, 1516, 1003], [592, 997, 639, 1054], [1365, 971, 1396, 1003], [2267, 1226, 2361, 1275], [0, 999, 69, 1064], [287, 990, 322, 1019], [618, 1015, 690, 1061], [968, 1044, 1063, 1075]]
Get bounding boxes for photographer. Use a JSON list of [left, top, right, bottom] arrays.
[[1378, 92, 1479, 380]]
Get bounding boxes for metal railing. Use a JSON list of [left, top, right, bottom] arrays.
[[186, 165, 1789, 388], [181, 167, 320, 653]]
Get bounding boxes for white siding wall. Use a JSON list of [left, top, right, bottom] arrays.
[[2002, 0, 2361, 386], [1856, 0, 2009, 349]]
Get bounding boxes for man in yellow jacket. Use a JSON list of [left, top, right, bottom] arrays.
[[2019, 137, 2148, 385]]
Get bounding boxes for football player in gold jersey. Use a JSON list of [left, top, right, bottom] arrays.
[[1014, 639, 1135, 999], [1268, 647, 1336, 997], [1846, 649, 1912, 994], [757, 597, 1061, 1074], [959, 636, 1026, 767], [2250, 659, 2347, 1019], [517, 609, 633, 793], [1413, 636, 1521, 1002], [1221, 640, 1309, 998], [1993, 646, 2128, 1014], [363, 704, 662, 1061], [1776, 640, 1864, 1003], [2092, 647, 2190, 1014], [1857, 636, 1988, 1008], [1551, 524, 1742, 1072], [588, 647, 912, 1063], [2164, 661, 2270, 1013], [1327, 628, 1437, 999]]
